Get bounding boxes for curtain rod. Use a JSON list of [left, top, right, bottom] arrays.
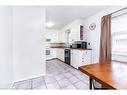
[[109, 7, 127, 15]]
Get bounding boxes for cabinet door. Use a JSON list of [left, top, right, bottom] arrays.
[[58, 31, 66, 43], [57, 49, 65, 62], [69, 25, 80, 43], [70, 50, 75, 67], [57, 49, 60, 59], [81, 50, 92, 66], [51, 48, 57, 59], [70, 50, 73, 66], [61, 49, 64, 62], [71, 50, 82, 69]]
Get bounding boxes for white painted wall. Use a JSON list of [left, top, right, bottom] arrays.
[[46, 29, 59, 43], [13, 7, 46, 82], [83, 6, 125, 63], [0, 7, 14, 89]]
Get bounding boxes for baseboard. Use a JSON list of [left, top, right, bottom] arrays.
[[56, 58, 65, 62], [46, 58, 65, 63], [14, 74, 46, 84], [0, 83, 14, 89], [46, 58, 57, 61]]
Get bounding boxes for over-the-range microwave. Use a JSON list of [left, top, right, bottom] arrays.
[[71, 41, 87, 49]]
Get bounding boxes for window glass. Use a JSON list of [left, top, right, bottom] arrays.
[[112, 14, 127, 57]]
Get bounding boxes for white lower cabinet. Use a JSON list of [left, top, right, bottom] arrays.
[[57, 48, 64, 62], [46, 48, 57, 60], [71, 49, 92, 69]]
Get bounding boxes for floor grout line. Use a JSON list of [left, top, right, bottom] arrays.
[[43, 76, 48, 89], [12, 59, 89, 90]]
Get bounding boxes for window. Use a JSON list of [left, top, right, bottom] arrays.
[[112, 31, 127, 56], [112, 12, 127, 62]]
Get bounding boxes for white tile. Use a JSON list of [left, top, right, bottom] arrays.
[[75, 74, 86, 81], [16, 80, 32, 90], [68, 76, 80, 84], [32, 85, 47, 89], [63, 84, 77, 90], [74, 81, 89, 90], [55, 74, 65, 81], [71, 70, 83, 76], [45, 73, 54, 77], [52, 71, 61, 75], [61, 70, 70, 73], [82, 80, 89, 85], [47, 82, 61, 89], [44, 76, 57, 84], [63, 72, 73, 78], [57, 78, 72, 88], [32, 76, 46, 88]]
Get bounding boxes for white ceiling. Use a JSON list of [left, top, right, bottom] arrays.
[[46, 6, 111, 29]]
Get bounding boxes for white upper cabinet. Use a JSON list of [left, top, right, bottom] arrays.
[[59, 19, 84, 44], [58, 31, 66, 43], [69, 25, 81, 43]]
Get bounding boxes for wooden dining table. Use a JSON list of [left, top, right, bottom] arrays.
[[79, 61, 127, 90]]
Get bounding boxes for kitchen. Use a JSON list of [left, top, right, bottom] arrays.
[[44, 18, 94, 89], [46, 19, 92, 69], [44, 6, 127, 90], [2, 6, 127, 90], [0, 1, 126, 95]]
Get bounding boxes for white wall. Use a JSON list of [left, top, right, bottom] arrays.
[[46, 29, 59, 43], [13, 7, 46, 82], [83, 6, 125, 63], [0, 7, 14, 89]]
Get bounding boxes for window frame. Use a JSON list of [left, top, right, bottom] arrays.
[[112, 30, 127, 57]]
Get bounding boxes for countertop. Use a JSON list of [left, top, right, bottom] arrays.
[[50, 46, 92, 50]]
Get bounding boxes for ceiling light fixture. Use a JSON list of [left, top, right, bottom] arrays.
[[46, 22, 55, 27]]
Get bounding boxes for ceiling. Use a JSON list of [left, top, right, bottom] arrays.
[[46, 6, 111, 29]]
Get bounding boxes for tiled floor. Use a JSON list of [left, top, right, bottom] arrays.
[[12, 59, 89, 90]]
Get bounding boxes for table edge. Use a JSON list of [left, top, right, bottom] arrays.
[[79, 67, 117, 90]]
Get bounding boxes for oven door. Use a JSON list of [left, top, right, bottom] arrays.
[[46, 48, 53, 60]]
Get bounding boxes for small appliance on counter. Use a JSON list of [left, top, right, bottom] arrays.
[[71, 41, 87, 49]]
